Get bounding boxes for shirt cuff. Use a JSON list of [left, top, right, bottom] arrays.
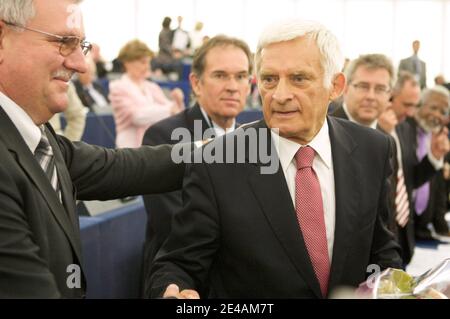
[[427, 151, 444, 170]]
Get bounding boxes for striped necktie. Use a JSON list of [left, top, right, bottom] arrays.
[[35, 126, 61, 200], [395, 166, 410, 227]]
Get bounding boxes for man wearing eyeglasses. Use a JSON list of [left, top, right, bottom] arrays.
[[0, 0, 184, 298], [332, 54, 394, 129], [333, 56, 448, 266], [141, 35, 252, 294]]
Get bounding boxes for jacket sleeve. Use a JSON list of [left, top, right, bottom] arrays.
[[56, 134, 185, 200]]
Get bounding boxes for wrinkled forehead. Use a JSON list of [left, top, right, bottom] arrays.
[[424, 92, 449, 108], [32, 0, 85, 36]]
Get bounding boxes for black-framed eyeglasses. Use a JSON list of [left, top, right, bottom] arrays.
[[3, 21, 92, 56], [351, 82, 391, 96]]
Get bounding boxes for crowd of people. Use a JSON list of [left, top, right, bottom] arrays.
[[0, 0, 450, 299]]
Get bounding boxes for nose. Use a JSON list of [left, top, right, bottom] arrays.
[[64, 47, 88, 74], [364, 87, 377, 99], [272, 78, 293, 104], [225, 76, 239, 92]]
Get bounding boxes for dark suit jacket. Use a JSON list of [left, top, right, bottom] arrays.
[[148, 117, 402, 298], [398, 118, 440, 240], [141, 104, 211, 285], [73, 79, 109, 109], [0, 106, 184, 298], [331, 105, 398, 233], [332, 107, 436, 264], [330, 103, 346, 119], [398, 56, 427, 89]]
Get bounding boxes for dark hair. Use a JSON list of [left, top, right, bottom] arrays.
[[392, 71, 418, 97], [191, 35, 253, 78], [162, 17, 171, 29]]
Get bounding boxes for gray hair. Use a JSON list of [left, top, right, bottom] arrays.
[[420, 85, 450, 109], [255, 19, 344, 89], [345, 54, 395, 89], [0, 0, 36, 26], [0, 0, 83, 26]]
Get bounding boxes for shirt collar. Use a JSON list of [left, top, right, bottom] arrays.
[[199, 105, 236, 137], [271, 119, 332, 173], [0, 91, 42, 154], [343, 102, 378, 129]]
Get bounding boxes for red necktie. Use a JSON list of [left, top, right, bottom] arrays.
[[295, 146, 330, 297]]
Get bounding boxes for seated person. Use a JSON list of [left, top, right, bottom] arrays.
[[73, 56, 109, 110], [49, 82, 87, 141], [109, 39, 184, 148]]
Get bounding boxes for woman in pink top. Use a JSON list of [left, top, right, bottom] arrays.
[[109, 40, 184, 148]]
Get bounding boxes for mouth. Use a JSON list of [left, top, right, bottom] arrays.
[[221, 98, 240, 105], [273, 110, 298, 118]]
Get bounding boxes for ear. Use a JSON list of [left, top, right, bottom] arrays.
[[329, 72, 346, 100], [189, 72, 201, 97], [0, 21, 5, 63]]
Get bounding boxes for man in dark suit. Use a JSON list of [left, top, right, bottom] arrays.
[[73, 57, 109, 110], [398, 40, 427, 89], [386, 73, 446, 264], [331, 54, 394, 130], [147, 19, 402, 299], [0, 0, 184, 298], [332, 58, 444, 265], [331, 54, 400, 239], [141, 35, 252, 288], [408, 86, 450, 240]]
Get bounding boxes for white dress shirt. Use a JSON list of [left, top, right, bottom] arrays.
[[0, 92, 42, 154], [200, 106, 236, 137], [271, 121, 335, 261]]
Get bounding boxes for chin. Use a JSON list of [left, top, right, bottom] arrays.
[[50, 98, 69, 114]]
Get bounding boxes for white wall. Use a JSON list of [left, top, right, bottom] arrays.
[[81, 0, 450, 86]]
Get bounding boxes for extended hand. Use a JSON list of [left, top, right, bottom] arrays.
[[431, 126, 450, 160], [163, 284, 200, 299], [378, 107, 398, 134]]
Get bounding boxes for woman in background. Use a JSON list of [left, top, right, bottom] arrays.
[[109, 39, 184, 148]]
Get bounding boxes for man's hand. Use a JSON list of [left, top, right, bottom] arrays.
[[378, 107, 398, 134], [430, 126, 450, 160], [163, 284, 200, 299]]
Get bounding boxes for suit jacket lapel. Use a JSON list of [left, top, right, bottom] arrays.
[[246, 120, 323, 298], [326, 117, 361, 291], [186, 104, 211, 139], [0, 108, 82, 264]]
